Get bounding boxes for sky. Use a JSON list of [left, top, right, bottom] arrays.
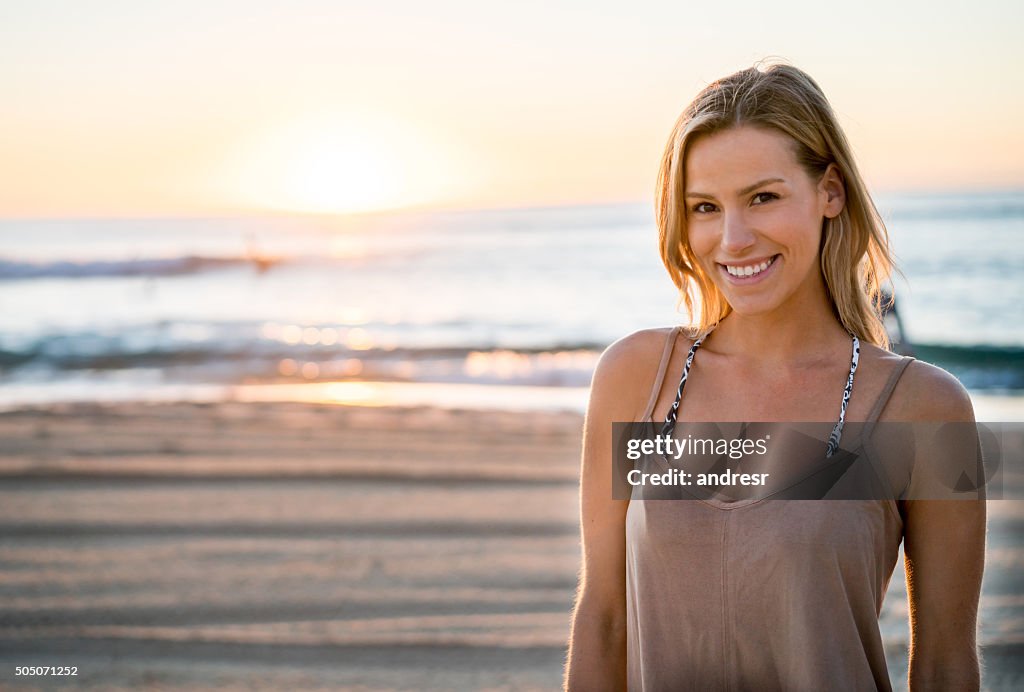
[[1, 0, 1022, 217]]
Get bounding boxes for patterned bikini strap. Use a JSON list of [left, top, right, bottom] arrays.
[[825, 333, 860, 458], [660, 333, 707, 437], [662, 331, 861, 458]]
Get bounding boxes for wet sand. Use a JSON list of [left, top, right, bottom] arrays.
[[0, 401, 1021, 690]]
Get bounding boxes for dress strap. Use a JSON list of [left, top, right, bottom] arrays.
[[640, 326, 683, 421], [660, 332, 708, 435], [864, 356, 915, 425]]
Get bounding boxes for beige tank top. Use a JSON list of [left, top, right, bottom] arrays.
[[626, 326, 914, 691]]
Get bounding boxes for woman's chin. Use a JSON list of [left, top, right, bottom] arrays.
[[723, 294, 797, 319]]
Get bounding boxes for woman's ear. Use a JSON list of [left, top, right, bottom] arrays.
[[820, 163, 846, 218]]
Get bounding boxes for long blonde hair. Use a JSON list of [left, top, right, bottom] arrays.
[[656, 60, 895, 347]]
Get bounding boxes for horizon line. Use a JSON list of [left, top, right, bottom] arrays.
[[2, 184, 1023, 222]]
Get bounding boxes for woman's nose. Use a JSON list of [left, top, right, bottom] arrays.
[[720, 211, 756, 254]]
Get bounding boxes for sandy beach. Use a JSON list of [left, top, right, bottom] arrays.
[[1, 401, 1022, 690], [0, 402, 581, 691]]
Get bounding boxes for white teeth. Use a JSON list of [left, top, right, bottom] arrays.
[[725, 256, 774, 277]]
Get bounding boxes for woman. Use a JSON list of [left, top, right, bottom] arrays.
[[564, 62, 985, 691]]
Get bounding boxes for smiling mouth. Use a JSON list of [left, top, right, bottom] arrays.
[[718, 254, 780, 280]]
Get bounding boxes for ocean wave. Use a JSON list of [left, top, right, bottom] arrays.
[[0, 341, 600, 389], [0, 254, 290, 280], [1, 334, 1022, 391]]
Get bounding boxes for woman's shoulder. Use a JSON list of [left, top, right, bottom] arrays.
[[602, 326, 674, 357], [589, 327, 695, 418], [597, 326, 695, 375], [858, 342, 974, 423]]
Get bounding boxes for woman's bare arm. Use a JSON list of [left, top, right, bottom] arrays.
[[899, 363, 986, 691], [564, 332, 660, 691]]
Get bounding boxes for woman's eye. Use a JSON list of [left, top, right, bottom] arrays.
[[752, 192, 778, 205], [691, 202, 717, 214]]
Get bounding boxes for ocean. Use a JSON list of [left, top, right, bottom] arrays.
[[1, 191, 1023, 412]]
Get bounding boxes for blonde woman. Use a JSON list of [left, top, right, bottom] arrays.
[[565, 62, 985, 691]]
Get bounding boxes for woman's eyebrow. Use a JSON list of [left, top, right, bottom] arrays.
[[685, 177, 786, 199]]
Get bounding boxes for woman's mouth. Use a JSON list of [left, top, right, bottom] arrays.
[[718, 254, 780, 284]]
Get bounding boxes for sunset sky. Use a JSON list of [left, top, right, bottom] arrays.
[[1, 1, 1021, 217]]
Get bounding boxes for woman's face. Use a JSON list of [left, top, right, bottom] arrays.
[[683, 125, 844, 318]]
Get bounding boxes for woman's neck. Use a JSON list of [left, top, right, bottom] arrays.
[[705, 283, 850, 367]]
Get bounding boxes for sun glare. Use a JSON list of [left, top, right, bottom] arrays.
[[227, 112, 455, 215], [283, 133, 395, 213]]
